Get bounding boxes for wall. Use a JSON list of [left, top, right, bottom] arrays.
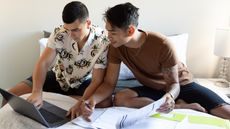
[[0, 0, 229, 89]]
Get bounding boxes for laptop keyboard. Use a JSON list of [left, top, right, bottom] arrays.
[[39, 108, 64, 123]]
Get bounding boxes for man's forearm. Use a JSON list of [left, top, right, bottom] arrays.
[[81, 82, 100, 101], [168, 83, 180, 99], [92, 82, 115, 104], [32, 62, 48, 94], [162, 64, 180, 99]]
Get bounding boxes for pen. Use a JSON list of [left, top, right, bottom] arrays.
[[85, 102, 91, 109]]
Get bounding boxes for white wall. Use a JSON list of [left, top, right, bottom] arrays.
[[0, 0, 229, 89]]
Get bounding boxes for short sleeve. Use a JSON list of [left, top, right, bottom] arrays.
[[159, 39, 178, 68], [46, 32, 56, 49], [94, 46, 108, 69], [47, 26, 66, 50], [108, 45, 122, 64]]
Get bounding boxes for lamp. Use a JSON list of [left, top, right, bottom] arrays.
[[214, 28, 230, 87]]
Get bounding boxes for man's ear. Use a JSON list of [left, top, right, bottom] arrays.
[[127, 25, 135, 36], [86, 19, 91, 29]]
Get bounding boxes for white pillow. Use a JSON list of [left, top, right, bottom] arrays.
[[38, 38, 48, 56], [118, 62, 135, 80], [167, 33, 189, 65]]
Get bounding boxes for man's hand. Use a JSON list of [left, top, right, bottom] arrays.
[[66, 101, 82, 120], [156, 93, 175, 113], [27, 92, 43, 109], [81, 98, 96, 122]]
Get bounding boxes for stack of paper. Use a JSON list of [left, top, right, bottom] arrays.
[[71, 97, 230, 129], [72, 97, 166, 129]]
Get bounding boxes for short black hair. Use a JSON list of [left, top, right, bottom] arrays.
[[104, 2, 139, 30], [62, 1, 89, 24]]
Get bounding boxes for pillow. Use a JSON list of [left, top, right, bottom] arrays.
[[118, 62, 135, 80], [39, 38, 48, 56], [43, 30, 51, 38], [167, 33, 189, 65]]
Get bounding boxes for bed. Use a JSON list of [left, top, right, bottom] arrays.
[[0, 33, 229, 129], [0, 91, 229, 129]]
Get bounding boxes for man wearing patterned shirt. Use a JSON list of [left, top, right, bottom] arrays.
[[4, 1, 109, 119]]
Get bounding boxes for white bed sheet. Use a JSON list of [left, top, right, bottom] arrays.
[[0, 92, 229, 129]]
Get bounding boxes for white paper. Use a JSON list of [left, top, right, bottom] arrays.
[[92, 108, 129, 129], [116, 97, 166, 129], [123, 117, 178, 129], [71, 108, 107, 129], [71, 97, 166, 129]]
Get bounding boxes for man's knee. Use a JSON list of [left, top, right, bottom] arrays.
[[8, 82, 32, 96], [210, 104, 230, 119], [96, 97, 113, 108], [114, 91, 125, 106], [114, 89, 136, 106], [113, 92, 122, 105], [1, 82, 31, 107]]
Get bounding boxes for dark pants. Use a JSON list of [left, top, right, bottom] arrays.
[[23, 71, 91, 96], [130, 82, 227, 112]]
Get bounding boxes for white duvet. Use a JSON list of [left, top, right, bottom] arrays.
[[0, 92, 229, 129], [0, 92, 79, 129]]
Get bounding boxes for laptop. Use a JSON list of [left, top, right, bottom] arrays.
[[0, 88, 70, 128]]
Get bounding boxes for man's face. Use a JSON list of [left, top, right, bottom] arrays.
[[105, 21, 130, 48], [64, 19, 90, 42]]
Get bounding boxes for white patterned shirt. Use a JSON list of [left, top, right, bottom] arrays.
[[47, 25, 109, 91]]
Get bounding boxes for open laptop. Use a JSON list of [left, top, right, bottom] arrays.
[[0, 88, 70, 128]]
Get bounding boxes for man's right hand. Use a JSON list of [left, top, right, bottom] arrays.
[[81, 97, 96, 122], [27, 92, 43, 108], [66, 101, 82, 120]]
